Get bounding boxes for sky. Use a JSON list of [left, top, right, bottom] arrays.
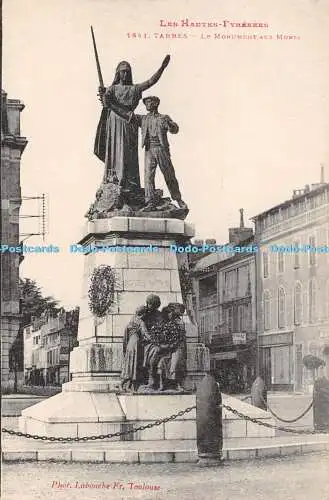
[[2, 0, 329, 308]]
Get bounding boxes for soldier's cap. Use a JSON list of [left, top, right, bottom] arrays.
[[142, 96, 160, 106]]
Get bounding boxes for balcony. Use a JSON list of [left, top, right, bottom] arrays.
[[199, 293, 218, 309]]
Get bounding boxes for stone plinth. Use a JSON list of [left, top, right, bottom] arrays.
[[20, 393, 196, 441], [19, 216, 209, 439], [66, 216, 208, 392], [19, 393, 275, 441]]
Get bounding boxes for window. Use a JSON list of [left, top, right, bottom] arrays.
[[199, 275, 217, 308], [237, 305, 243, 332], [278, 252, 284, 273], [309, 343, 318, 357], [293, 240, 300, 268], [224, 270, 237, 299], [309, 236, 316, 266], [294, 282, 303, 325], [308, 197, 315, 210], [299, 199, 306, 212], [237, 304, 250, 332], [278, 287, 285, 328], [288, 204, 295, 217], [309, 279, 316, 323], [200, 315, 206, 334], [263, 252, 269, 278], [47, 351, 53, 365], [263, 291, 271, 331], [237, 265, 249, 297], [225, 307, 234, 333]]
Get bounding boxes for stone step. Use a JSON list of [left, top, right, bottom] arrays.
[[2, 438, 328, 463], [18, 392, 276, 441]]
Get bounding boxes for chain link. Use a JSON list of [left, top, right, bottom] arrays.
[[1, 406, 196, 442]]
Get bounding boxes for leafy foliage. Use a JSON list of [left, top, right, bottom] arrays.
[[19, 278, 59, 327], [302, 354, 325, 371], [323, 345, 329, 357], [9, 278, 60, 373]]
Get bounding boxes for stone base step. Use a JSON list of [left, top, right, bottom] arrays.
[[19, 392, 276, 441], [2, 439, 328, 463]]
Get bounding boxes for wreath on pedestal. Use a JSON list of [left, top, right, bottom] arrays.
[[88, 265, 116, 317]]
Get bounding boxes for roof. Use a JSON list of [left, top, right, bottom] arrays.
[[251, 182, 329, 221], [192, 235, 255, 273]]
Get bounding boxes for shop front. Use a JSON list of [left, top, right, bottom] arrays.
[[210, 339, 256, 394], [259, 331, 293, 391]]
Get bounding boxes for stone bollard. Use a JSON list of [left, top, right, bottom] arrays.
[[250, 376, 267, 410], [313, 376, 329, 432], [196, 373, 223, 466]]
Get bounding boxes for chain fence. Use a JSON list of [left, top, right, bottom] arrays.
[[1, 406, 196, 443], [222, 403, 326, 435], [238, 394, 314, 424], [2, 400, 328, 442], [261, 397, 314, 424]]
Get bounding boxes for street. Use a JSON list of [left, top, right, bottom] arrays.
[[2, 452, 329, 500]]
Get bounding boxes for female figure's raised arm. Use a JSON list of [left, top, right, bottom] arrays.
[[138, 55, 171, 92]]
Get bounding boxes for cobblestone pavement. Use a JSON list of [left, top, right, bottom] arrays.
[[2, 452, 329, 500]]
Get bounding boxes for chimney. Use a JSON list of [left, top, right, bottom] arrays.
[[228, 209, 253, 244], [239, 208, 244, 228], [320, 164, 325, 183]]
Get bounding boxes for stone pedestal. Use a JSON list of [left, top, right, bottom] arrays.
[[19, 217, 209, 439], [66, 216, 209, 392], [19, 393, 276, 441]]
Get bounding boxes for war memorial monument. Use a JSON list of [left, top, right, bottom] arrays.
[[19, 37, 275, 457], [18, 40, 212, 441]]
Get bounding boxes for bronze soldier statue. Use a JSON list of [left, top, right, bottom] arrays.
[[134, 96, 188, 211]]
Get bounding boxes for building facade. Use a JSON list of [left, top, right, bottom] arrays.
[[192, 213, 257, 393], [1, 91, 27, 389], [23, 308, 79, 386], [253, 178, 329, 391]]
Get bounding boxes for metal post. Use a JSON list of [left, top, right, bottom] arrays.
[[313, 376, 329, 432], [196, 373, 223, 466], [251, 375, 267, 410]]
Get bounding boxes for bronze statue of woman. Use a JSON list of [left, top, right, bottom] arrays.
[[94, 56, 171, 192]]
